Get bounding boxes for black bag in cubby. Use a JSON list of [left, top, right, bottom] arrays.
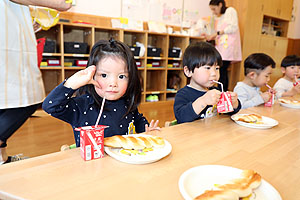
[[43, 39, 56, 53], [129, 46, 141, 56], [64, 42, 89, 54], [147, 47, 161, 57], [168, 48, 181, 58]]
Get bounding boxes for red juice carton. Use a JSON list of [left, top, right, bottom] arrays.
[[264, 92, 274, 107], [75, 125, 108, 161], [217, 92, 234, 113]]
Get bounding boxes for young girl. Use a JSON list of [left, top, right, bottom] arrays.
[[174, 41, 241, 124], [43, 39, 159, 147]]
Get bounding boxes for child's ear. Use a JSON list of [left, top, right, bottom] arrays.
[[247, 71, 257, 80], [280, 67, 286, 74], [184, 66, 192, 77]]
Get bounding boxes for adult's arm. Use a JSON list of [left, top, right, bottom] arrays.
[[10, 0, 71, 11], [222, 7, 239, 34]]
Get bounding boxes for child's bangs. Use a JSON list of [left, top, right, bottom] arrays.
[[193, 50, 222, 69]]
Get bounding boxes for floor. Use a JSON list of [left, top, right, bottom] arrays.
[[6, 101, 175, 158]]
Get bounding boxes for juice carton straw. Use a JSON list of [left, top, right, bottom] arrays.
[[294, 75, 300, 86], [266, 84, 272, 90], [213, 80, 224, 92], [213, 80, 231, 103], [265, 84, 274, 107], [95, 97, 106, 126]]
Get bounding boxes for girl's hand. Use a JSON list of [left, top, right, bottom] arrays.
[[202, 89, 221, 105], [64, 65, 100, 90], [145, 120, 160, 132], [228, 91, 239, 109]]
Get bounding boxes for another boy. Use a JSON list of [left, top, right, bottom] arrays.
[[174, 42, 241, 124], [273, 55, 300, 98], [233, 53, 275, 109]]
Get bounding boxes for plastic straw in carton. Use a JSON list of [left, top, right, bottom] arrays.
[[213, 80, 232, 109], [212, 80, 223, 92], [266, 84, 272, 90], [91, 97, 105, 157], [95, 97, 105, 126]]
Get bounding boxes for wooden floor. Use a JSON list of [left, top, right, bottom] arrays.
[[6, 101, 175, 158]]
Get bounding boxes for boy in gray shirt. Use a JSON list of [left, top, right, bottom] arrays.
[[234, 53, 276, 109]]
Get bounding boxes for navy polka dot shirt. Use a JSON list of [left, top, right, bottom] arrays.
[[42, 82, 149, 147]]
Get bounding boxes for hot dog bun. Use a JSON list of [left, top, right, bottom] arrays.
[[194, 170, 262, 200], [232, 114, 263, 124], [194, 190, 239, 200], [104, 134, 165, 150]]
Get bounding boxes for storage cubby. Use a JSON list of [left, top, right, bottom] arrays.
[[146, 70, 166, 92], [63, 24, 93, 55], [94, 27, 121, 41], [41, 70, 63, 95], [37, 13, 205, 104], [124, 30, 146, 49], [64, 54, 88, 69], [64, 69, 79, 80], [146, 58, 166, 68], [147, 33, 168, 58], [36, 24, 61, 53], [167, 70, 185, 91], [168, 35, 188, 58], [261, 16, 289, 37]]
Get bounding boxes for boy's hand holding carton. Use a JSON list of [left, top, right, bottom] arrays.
[[263, 84, 276, 107], [213, 80, 238, 113]]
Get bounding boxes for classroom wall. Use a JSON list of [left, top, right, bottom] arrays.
[[67, 0, 211, 26], [288, 0, 300, 39]]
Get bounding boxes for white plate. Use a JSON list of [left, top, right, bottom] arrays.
[[279, 101, 300, 109], [231, 114, 278, 129], [178, 165, 282, 200], [104, 134, 172, 164]]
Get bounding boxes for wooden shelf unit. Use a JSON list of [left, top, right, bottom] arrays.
[[37, 12, 205, 103], [261, 15, 289, 37]]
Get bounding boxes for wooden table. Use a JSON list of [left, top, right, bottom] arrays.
[[0, 102, 299, 200]]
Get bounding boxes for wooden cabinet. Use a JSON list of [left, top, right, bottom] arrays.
[[37, 13, 204, 104], [259, 35, 288, 87], [227, 0, 292, 89], [262, 0, 293, 21]]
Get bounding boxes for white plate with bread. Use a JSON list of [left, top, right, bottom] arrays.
[[104, 134, 172, 164], [231, 114, 278, 129], [278, 98, 300, 109], [178, 165, 282, 200]]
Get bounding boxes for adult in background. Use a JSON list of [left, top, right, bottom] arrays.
[[205, 0, 242, 91], [0, 0, 71, 164]]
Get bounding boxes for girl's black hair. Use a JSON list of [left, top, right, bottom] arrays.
[[77, 39, 141, 115], [281, 55, 300, 68], [183, 41, 222, 74], [244, 53, 275, 76], [209, 0, 227, 14]]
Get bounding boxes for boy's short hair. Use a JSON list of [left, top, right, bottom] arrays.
[[183, 41, 222, 73], [244, 53, 275, 76], [281, 55, 300, 68]]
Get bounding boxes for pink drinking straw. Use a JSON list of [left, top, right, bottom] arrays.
[[95, 97, 106, 126], [265, 84, 272, 90]]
